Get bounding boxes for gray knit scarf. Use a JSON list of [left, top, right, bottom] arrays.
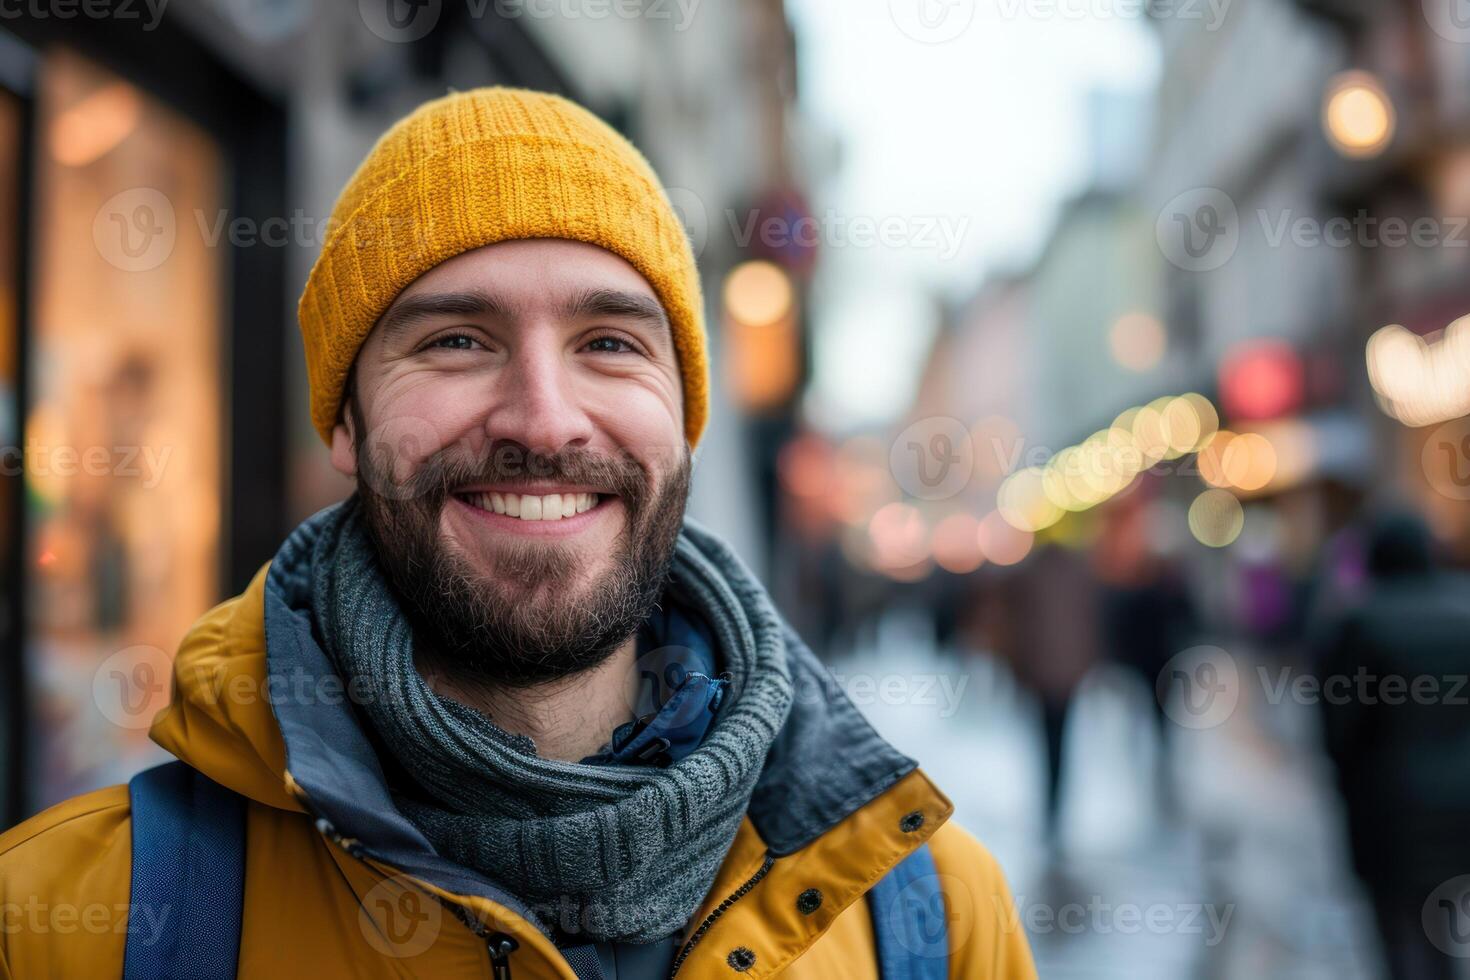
[[307, 498, 793, 943]]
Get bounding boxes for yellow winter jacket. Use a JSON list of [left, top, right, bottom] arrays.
[[0, 562, 1037, 979]]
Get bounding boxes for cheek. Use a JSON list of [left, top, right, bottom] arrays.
[[584, 381, 684, 462], [371, 376, 495, 472]]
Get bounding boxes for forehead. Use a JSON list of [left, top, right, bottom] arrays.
[[396, 238, 659, 309]]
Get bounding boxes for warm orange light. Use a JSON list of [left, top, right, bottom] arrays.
[[1221, 432, 1278, 492], [1323, 71, 1395, 160], [1197, 430, 1234, 488], [1199, 429, 1278, 492], [50, 82, 142, 167], [723, 261, 799, 412], [723, 260, 794, 328]]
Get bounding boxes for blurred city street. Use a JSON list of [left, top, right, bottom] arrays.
[[4, 0, 1470, 975], [846, 626, 1383, 979]]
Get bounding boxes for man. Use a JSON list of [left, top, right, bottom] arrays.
[[0, 88, 1036, 978], [1317, 512, 1470, 980]]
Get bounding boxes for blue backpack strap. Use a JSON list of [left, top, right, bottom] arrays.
[[867, 843, 949, 980], [124, 760, 247, 980]]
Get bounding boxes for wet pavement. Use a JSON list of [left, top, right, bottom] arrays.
[[838, 633, 1386, 979]]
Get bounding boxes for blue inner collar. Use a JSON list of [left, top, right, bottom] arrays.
[[579, 601, 728, 767]]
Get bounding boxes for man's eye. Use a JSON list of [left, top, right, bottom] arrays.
[[585, 336, 636, 354], [428, 333, 478, 351]]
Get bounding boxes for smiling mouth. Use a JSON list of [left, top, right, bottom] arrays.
[[453, 490, 607, 523]]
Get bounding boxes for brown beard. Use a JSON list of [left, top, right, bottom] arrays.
[[351, 398, 691, 689]]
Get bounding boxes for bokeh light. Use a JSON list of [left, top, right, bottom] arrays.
[[1366, 319, 1470, 426], [1188, 489, 1245, 548], [1108, 312, 1167, 372], [868, 502, 928, 570], [978, 510, 1034, 566], [723, 260, 794, 327], [1198, 429, 1279, 492], [931, 512, 984, 573], [1219, 340, 1304, 421], [998, 465, 1064, 532], [1220, 431, 1278, 492], [1322, 70, 1395, 159]]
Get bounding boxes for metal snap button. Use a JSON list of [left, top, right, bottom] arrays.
[[727, 946, 756, 972]]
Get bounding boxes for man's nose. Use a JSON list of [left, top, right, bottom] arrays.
[[480, 343, 596, 454]]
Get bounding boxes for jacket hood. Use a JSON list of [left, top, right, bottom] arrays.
[[150, 504, 919, 913]]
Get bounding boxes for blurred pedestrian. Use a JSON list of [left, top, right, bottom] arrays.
[[1002, 546, 1102, 846], [1317, 511, 1470, 980], [1093, 489, 1198, 820]]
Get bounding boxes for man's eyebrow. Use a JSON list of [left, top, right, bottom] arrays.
[[376, 290, 515, 345], [562, 288, 670, 334]]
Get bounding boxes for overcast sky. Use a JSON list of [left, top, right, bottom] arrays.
[[785, 0, 1161, 431]]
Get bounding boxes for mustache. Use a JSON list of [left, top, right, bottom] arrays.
[[385, 442, 651, 510]]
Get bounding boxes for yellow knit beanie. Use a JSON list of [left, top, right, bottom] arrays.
[[297, 87, 708, 447]]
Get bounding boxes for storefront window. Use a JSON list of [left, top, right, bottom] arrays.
[[29, 50, 223, 806]]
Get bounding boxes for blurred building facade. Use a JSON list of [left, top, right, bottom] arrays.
[[791, 0, 1470, 645], [0, 0, 807, 823]]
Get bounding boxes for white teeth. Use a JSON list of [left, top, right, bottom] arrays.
[[464, 492, 601, 521]]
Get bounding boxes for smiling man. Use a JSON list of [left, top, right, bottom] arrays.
[[0, 88, 1036, 979]]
